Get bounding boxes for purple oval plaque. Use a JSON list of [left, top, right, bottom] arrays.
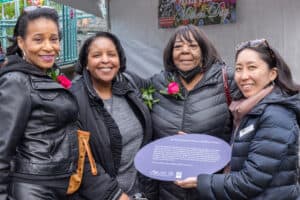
[[134, 134, 231, 181]]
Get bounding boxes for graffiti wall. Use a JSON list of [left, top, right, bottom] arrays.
[[27, 0, 44, 6], [159, 0, 236, 28]]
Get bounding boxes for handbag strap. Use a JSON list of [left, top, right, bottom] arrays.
[[222, 65, 232, 106]]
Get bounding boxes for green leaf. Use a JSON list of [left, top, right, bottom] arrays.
[[142, 93, 148, 99], [141, 84, 159, 110], [159, 90, 168, 95], [54, 69, 60, 76]]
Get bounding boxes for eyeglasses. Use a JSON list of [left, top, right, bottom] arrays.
[[235, 38, 276, 63], [23, 5, 55, 13]]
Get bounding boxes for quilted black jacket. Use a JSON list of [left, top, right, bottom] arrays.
[[197, 89, 300, 200], [128, 61, 239, 200]]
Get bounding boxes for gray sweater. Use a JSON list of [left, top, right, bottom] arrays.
[[104, 95, 143, 195]]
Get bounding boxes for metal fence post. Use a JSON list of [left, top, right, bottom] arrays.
[[60, 5, 77, 65]]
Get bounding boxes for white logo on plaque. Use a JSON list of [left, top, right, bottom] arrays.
[[176, 171, 182, 179]]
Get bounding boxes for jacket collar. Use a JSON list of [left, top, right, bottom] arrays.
[[197, 61, 224, 87], [247, 87, 300, 120], [0, 55, 53, 79], [168, 61, 224, 90], [82, 69, 133, 104]]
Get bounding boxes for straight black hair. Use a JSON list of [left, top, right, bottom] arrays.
[[6, 7, 60, 57], [163, 24, 222, 72], [76, 31, 126, 74], [235, 41, 300, 95]]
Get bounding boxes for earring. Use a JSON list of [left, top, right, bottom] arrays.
[[22, 51, 26, 60], [56, 52, 61, 60], [272, 80, 275, 85], [86, 66, 89, 70]]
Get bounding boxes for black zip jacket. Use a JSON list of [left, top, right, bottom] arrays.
[[197, 89, 300, 200], [127, 62, 240, 200], [70, 70, 156, 200], [0, 55, 79, 199]]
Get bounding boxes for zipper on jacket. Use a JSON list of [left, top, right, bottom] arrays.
[[180, 91, 189, 131]]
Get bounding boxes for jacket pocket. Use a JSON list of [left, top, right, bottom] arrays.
[[30, 77, 63, 100], [38, 91, 59, 100]]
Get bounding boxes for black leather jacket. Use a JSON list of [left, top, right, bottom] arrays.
[[0, 55, 79, 199]]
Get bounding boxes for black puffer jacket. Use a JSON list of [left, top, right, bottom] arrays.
[[197, 89, 300, 200], [150, 62, 237, 142], [130, 62, 239, 200], [0, 55, 79, 199], [70, 70, 156, 200]]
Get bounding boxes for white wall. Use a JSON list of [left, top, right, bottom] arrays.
[[110, 0, 300, 83]]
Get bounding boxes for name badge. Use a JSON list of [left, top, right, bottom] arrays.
[[239, 124, 255, 138]]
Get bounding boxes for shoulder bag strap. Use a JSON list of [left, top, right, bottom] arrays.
[[222, 65, 232, 106]]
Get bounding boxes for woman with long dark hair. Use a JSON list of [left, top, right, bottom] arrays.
[[0, 7, 79, 199], [175, 39, 300, 200]]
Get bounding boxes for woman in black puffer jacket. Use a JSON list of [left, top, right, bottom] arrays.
[[129, 24, 240, 200], [175, 39, 300, 200]]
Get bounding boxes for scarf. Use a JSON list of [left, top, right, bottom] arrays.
[[230, 85, 274, 129]]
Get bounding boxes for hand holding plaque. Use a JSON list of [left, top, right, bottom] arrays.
[[134, 134, 231, 181]]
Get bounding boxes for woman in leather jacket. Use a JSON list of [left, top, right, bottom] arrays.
[[175, 39, 300, 200], [0, 7, 79, 200], [70, 32, 155, 200]]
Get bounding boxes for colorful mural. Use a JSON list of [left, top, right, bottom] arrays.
[[27, 0, 44, 6], [159, 0, 236, 28]]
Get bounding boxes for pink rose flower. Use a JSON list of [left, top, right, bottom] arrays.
[[57, 75, 72, 89], [167, 82, 180, 95]]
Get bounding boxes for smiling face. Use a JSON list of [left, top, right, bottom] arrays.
[[17, 17, 60, 71], [235, 49, 277, 98], [87, 37, 120, 85], [172, 32, 202, 71]]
